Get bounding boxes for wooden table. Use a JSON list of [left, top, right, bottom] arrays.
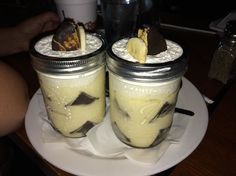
[[3, 27, 236, 176]]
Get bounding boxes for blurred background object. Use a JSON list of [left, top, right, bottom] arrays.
[[1, 0, 235, 31], [54, 0, 97, 31], [100, 0, 139, 44], [0, 0, 56, 26]]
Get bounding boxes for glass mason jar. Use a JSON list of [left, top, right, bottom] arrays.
[[30, 33, 106, 138], [106, 39, 188, 148]]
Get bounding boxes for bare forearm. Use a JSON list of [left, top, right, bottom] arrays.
[[0, 12, 59, 57], [0, 27, 28, 57]]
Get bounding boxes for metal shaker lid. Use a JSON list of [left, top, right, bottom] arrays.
[[225, 20, 236, 39]]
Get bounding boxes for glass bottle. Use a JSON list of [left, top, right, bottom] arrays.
[[208, 20, 236, 84], [137, 0, 161, 28]]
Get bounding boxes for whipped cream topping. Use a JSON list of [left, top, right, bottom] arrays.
[[112, 38, 183, 63], [35, 34, 102, 58]]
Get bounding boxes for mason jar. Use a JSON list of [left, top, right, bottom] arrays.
[[30, 33, 106, 138], [106, 38, 188, 148]]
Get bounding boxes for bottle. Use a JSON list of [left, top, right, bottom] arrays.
[[208, 20, 236, 84], [137, 0, 161, 28]]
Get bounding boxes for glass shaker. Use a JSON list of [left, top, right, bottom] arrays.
[[208, 20, 236, 84]]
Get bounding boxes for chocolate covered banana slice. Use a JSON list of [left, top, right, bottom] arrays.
[[52, 18, 80, 51], [138, 26, 167, 55], [52, 18, 86, 51], [127, 37, 148, 63]]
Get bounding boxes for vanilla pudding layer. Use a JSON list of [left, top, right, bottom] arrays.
[[38, 66, 105, 137], [109, 73, 181, 148]]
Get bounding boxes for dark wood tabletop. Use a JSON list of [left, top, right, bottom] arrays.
[[2, 25, 236, 176]]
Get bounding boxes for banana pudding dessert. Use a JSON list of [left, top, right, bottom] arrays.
[[30, 18, 106, 138], [107, 25, 187, 148]]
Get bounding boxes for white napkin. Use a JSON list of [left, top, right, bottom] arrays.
[[38, 92, 190, 166]]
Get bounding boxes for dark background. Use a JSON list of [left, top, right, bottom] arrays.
[[0, 0, 235, 29], [0, 0, 57, 26]]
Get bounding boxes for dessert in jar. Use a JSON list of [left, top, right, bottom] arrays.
[[106, 26, 188, 148], [30, 18, 106, 137]]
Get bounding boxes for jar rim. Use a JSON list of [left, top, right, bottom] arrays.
[[30, 31, 106, 74], [106, 40, 188, 82]]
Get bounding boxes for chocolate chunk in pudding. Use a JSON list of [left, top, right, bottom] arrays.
[[68, 92, 99, 106], [70, 121, 95, 137]]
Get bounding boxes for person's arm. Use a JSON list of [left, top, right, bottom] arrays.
[[0, 12, 59, 57]]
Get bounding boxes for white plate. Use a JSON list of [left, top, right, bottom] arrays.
[[25, 77, 208, 176]]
